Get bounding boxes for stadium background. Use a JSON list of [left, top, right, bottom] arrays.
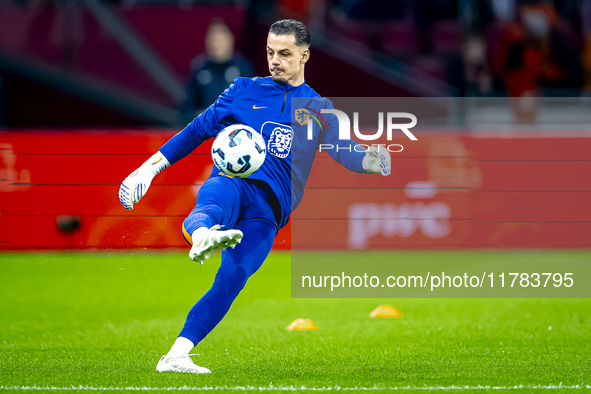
[[1, 0, 591, 390], [1, 0, 590, 249]]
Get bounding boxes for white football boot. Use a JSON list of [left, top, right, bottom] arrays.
[[189, 225, 243, 265], [156, 351, 211, 374]]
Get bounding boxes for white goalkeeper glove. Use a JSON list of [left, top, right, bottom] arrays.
[[362, 145, 391, 176], [118, 151, 170, 210]]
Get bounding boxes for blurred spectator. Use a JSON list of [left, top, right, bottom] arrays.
[[462, 36, 493, 95], [453, 0, 495, 95], [181, 20, 253, 122], [491, 0, 584, 98]]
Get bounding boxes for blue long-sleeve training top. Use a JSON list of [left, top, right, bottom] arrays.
[[159, 76, 366, 229]]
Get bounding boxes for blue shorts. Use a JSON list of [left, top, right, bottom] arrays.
[[182, 174, 280, 243]]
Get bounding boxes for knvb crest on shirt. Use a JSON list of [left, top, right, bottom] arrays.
[[262, 121, 292, 158], [295, 108, 309, 125], [294, 108, 328, 130]]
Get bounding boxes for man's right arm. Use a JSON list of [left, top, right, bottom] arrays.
[[160, 79, 239, 164], [118, 79, 240, 210]]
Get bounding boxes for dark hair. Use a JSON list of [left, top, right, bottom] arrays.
[[269, 19, 310, 48]]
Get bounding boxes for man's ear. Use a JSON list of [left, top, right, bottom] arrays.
[[301, 48, 310, 64]]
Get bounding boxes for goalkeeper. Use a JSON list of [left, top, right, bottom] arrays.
[[118, 19, 391, 374]]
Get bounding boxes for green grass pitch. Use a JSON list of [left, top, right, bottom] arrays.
[[1, 251, 590, 393]]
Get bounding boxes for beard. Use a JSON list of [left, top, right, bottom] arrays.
[[271, 75, 287, 83], [271, 68, 288, 83]]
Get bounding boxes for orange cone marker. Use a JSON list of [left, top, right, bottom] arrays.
[[369, 304, 403, 318], [286, 318, 319, 331]]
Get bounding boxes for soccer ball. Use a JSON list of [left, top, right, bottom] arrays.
[[212, 124, 267, 178]]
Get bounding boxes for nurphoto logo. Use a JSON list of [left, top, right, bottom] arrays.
[[297, 108, 418, 152]]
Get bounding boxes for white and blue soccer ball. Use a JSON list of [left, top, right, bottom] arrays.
[[212, 124, 267, 178]]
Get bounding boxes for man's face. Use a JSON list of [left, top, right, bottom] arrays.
[[266, 33, 308, 84]]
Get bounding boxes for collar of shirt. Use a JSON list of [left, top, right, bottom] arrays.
[[267, 77, 306, 92]]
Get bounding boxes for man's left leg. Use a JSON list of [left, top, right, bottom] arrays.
[[157, 218, 277, 373], [180, 218, 277, 344]]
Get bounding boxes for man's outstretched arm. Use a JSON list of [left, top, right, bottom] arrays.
[[118, 79, 239, 210], [320, 102, 391, 176]]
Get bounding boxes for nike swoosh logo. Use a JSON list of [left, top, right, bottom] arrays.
[[252, 105, 267, 109]]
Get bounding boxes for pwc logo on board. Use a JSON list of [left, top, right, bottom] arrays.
[[348, 181, 452, 249]]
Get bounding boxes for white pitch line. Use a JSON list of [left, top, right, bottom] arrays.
[[0, 385, 590, 391]]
